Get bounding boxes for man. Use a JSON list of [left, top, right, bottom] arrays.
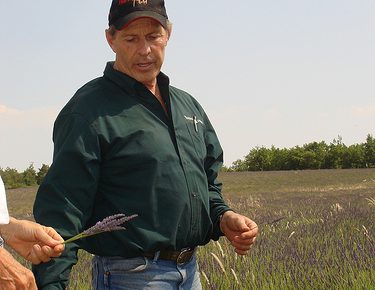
[[33, 1, 258, 289], [0, 176, 64, 290]]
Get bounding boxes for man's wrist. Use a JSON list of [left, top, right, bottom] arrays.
[[218, 210, 234, 232], [0, 224, 4, 247], [0, 220, 12, 246]]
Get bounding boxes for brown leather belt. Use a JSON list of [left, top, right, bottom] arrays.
[[144, 248, 195, 265]]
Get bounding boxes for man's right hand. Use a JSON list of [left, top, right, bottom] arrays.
[[1, 217, 64, 264], [0, 247, 37, 290]]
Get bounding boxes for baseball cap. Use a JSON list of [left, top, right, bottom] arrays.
[[108, 0, 168, 30]]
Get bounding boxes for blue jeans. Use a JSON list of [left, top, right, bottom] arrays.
[[91, 253, 202, 290]]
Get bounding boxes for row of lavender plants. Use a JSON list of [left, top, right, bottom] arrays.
[[67, 172, 374, 289]]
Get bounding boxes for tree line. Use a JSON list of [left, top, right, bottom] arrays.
[[1, 134, 374, 188], [0, 164, 50, 189], [227, 134, 375, 172]]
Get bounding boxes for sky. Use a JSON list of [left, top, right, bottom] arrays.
[[0, 1, 374, 171]]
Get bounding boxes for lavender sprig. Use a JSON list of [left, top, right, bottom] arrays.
[[63, 213, 138, 244]]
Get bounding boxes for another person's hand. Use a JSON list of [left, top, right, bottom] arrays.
[[0, 247, 37, 290], [220, 211, 258, 255], [0, 217, 64, 264]]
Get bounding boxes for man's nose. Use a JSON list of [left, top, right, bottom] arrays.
[[138, 39, 151, 55]]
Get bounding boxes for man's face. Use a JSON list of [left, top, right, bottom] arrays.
[[106, 18, 169, 87]]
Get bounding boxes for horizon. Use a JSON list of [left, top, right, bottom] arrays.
[[1, 133, 373, 172]]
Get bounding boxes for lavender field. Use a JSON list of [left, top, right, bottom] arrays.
[[7, 169, 375, 289]]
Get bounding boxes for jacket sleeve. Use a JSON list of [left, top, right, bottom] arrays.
[[202, 112, 232, 240], [33, 112, 101, 289]]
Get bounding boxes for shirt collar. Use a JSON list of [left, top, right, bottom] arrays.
[[103, 62, 170, 94]]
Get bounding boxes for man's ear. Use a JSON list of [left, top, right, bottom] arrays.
[[164, 26, 172, 47], [167, 26, 173, 40], [105, 29, 117, 53]]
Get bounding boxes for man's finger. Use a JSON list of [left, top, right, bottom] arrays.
[[234, 235, 256, 245], [42, 245, 63, 258], [27, 244, 51, 264], [45, 227, 64, 243], [34, 245, 53, 263], [27, 245, 43, 264], [232, 241, 252, 251], [53, 244, 65, 254], [245, 219, 258, 228], [236, 229, 258, 239], [37, 227, 62, 246], [238, 218, 252, 231]]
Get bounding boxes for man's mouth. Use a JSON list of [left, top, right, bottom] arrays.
[[136, 62, 153, 69]]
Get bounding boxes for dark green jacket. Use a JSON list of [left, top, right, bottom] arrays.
[[33, 62, 231, 289]]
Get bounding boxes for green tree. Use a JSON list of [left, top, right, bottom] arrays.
[[22, 163, 37, 186], [287, 146, 305, 170], [37, 164, 50, 185], [342, 144, 365, 168], [271, 147, 290, 170], [302, 141, 328, 169], [324, 136, 346, 169], [1, 167, 23, 189], [230, 159, 248, 172], [244, 146, 272, 171], [364, 134, 375, 167]]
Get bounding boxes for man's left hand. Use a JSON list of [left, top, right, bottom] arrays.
[[220, 211, 258, 255]]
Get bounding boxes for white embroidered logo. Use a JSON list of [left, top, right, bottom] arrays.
[[184, 115, 204, 132], [134, 0, 148, 5]]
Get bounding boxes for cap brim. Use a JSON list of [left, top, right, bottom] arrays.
[[113, 11, 167, 30]]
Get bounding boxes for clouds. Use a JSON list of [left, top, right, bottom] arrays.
[[0, 105, 57, 128], [352, 103, 375, 118], [0, 105, 20, 114]]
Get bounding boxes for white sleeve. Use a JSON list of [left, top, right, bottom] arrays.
[[0, 176, 9, 224]]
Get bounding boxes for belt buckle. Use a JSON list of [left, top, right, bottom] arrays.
[[176, 248, 193, 266]]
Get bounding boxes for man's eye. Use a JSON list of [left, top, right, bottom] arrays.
[[148, 34, 161, 41], [124, 37, 136, 42]]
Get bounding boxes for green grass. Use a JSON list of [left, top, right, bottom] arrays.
[[6, 168, 375, 289]]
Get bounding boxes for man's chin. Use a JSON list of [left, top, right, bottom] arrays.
[[134, 74, 158, 86]]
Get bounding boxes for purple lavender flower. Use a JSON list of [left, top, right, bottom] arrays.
[[63, 213, 138, 244]]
